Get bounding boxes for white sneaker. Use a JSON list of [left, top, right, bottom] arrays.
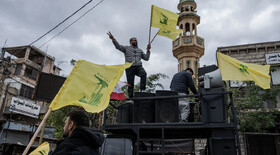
[[126, 100, 134, 104]]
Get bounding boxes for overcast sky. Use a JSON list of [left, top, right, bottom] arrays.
[[1, 0, 280, 89]]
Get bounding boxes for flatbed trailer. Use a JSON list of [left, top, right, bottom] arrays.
[[102, 90, 241, 155]]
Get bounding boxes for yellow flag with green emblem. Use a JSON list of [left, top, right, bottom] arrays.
[[49, 60, 132, 113], [217, 52, 271, 89], [158, 28, 182, 40], [29, 142, 49, 155], [151, 5, 179, 30]]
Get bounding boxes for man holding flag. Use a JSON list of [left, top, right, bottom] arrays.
[[107, 32, 151, 98]]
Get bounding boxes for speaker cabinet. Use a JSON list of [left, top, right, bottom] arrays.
[[117, 102, 133, 123], [155, 90, 179, 123], [201, 88, 227, 123], [34, 72, 66, 102], [133, 92, 155, 123], [209, 138, 236, 155]]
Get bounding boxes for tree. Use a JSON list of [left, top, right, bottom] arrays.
[[134, 73, 169, 93], [232, 82, 280, 132]]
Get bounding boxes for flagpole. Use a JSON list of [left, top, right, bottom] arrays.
[[23, 108, 52, 155], [148, 5, 153, 43], [38, 122, 46, 145], [150, 30, 159, 44], [98, 111, 102, 129]]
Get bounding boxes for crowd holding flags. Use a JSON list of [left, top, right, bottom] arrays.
[[217, 52, 271, 89]]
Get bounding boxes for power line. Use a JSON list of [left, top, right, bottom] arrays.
[[29, 0, 93, 45], [39, 0, 104, 48]]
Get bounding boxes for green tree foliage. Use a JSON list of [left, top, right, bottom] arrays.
[[232, 82, 280, 132], [46, 106, 98, 139], [134, 73, 168, 93]]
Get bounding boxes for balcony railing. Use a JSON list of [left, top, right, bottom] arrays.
[[173, 35, 204, 49]]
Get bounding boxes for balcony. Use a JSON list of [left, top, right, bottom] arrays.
[[173, 35, 204, 50]]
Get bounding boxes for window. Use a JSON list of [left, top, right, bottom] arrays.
[[180, 24, 183, 29], [19, 84, 34, 99], [186, 60, 191, 68], [194, 60, 198, 75], [186, 6, 189, 11], [181, 7, 184, 12], [192, 23, 196, 35], [185, 23, 190, 35], [15, 64, 22, 75], [24, 66, 38, 80]]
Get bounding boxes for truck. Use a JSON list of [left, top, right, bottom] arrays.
[[100, 66, 241, 155]]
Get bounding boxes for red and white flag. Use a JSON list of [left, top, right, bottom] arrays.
[[110, 81, 129, 100]]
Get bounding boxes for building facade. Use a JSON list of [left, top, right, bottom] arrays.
[[0, 45, 60, 154]]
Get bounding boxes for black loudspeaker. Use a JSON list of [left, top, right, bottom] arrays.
[[188, 102, 195, 122], [133, 92, 155, 123], [34, 73, 66, 102], [209, 129, 236, 155], [201, 88, 226, 123], [117, 102, 133, 123], [155, 90, 179, 123], [198, 65, 218, 77], [209, 138, 236, 155]]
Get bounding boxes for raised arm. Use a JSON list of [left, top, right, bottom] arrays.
[[107, 31, 126, 53], [141, 44, 151, 61]]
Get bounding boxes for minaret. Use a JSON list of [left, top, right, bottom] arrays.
[[172, 0, 204, 75]]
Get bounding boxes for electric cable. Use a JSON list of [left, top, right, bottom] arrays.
[[39, 0, 104, 48], [29, 0, 93, 45]]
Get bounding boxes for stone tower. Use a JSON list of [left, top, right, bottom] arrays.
[[172, 0, 204, 74]]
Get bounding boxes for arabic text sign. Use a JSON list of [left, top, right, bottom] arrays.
[[9, 97, 41, 118], [265, 53, 280, 65]]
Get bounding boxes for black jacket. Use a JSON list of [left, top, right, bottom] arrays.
[[51, 126, 105, 155], [170, 70, 198, 94]]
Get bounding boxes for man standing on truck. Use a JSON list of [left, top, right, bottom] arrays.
[[107, 31, 151, 98], [51, 110, 105, 155], [170, 68, 198, 122]]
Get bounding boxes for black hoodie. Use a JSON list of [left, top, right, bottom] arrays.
[[51, 126, 105, 155]]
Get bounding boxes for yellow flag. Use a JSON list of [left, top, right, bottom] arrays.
[[49, 60, 132, 113], [158, 28, 182, 40], [217, 52, 271, 89], [151, 5, 179, 30], [29, 142, 49, 155]]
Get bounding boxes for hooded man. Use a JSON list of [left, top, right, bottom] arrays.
[[51, 110, 105, 155]]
